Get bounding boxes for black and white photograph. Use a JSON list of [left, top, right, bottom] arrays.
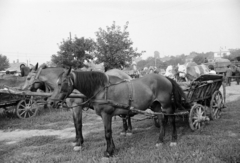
[[0, 0, 240, 162]]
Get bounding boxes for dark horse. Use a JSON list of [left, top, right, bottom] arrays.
[[48, 68, 187, 157], [22, 63, 134, 151]]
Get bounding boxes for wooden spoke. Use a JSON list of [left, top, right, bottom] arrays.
[[210, 91, 223, 120], [189, 104, 207, 131], [16, 99, 39, 119]]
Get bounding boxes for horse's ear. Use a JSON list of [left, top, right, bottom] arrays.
[[35, 63, 38, 71], [67, 67, 72, 75]]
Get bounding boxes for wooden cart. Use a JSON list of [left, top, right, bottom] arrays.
[[0, 88, 85, 119], [134, 74, 225, 131]]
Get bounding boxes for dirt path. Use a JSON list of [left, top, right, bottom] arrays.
[[1, 83, 240, 145]]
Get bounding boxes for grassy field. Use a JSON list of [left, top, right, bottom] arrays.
[[0, 100, 240, 163]]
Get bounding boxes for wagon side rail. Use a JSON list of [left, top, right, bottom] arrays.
[[186, 79, 223, 103], [0, 88, 86, 98]]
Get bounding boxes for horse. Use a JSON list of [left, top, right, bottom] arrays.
[[165, 65, 175, 79], [48, 68, 188, 157], [178, 63, 210, 81], [22, 63, 135, 150]]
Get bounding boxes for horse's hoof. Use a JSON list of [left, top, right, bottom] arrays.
[[103, 151, 112, 158], [73, 146, 82, 151], [156, 143, 163, 148], [120, 132, 126, 136], [170, 142, 177, 147], [126, 132, 133, 136]]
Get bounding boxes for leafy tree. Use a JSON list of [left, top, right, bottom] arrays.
[[0, 54, 10, 71], [45, 61, 57, 67], [51, 37, 95, 69], [95, 21, 142, 71], [193, 55, 205, 65], [165, 54, 186, 66], [137, 60, 147, 70]]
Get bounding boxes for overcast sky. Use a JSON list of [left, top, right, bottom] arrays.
[[0, 0, 240, 65]]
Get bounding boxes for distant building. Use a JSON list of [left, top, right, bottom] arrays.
[[214, 47, 230, 58]]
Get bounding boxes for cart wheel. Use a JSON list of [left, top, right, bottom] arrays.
[[153, 117, 160, 128], [210, 90, 224, 120], [16, 98, 39, 119], [189, 104, 208, 131]]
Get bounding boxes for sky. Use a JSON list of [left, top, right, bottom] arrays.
[[0, 0, 240, 65]]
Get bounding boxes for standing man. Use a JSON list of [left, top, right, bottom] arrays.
[[235, 65, 240, 85], [226, 65, 233, 86]]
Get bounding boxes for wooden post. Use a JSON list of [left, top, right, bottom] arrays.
[[222, 73, 226, 104]]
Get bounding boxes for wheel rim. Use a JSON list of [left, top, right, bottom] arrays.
[[17, 98, 38, 119], [210, 91, 223, 120], [189, 104, 206, 130]]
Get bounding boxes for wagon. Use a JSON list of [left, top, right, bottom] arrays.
[[131, 74, 225, 131], [0, 88, 51, 119], [0, 87, 85, 119]]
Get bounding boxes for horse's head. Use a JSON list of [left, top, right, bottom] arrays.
[[178, 64, 187, 78], [22, 63, 39, 90], [30, 81, 45, 92], [48, 67, 74, 107], [165, 65, 173, 76]]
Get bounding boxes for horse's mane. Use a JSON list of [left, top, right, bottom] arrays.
[[73, 71, 108, 98], [166, 77, 190, 110]]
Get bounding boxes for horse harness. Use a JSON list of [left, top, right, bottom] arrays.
[[63, 73, 135, 112], [88, 76, 135, 110]]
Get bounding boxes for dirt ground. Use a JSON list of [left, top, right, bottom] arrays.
[[1, 82, 240, 145]]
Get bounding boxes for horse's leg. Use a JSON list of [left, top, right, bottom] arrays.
[[102, 112, 115, 157], [156, 114, 166, 147], [72, 105, 84, 151], [152, 102, 166, 147], [120, 115, 128, 136], [170, 115, 177, 146], [126, 115, 133, 136]]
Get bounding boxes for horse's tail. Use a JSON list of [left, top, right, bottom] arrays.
[[166, 77, 190, 111]]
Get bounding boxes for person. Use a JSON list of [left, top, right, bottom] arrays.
[[209, 65, 216, 75], [226, 65, 233, 86], [235, 65, 240, 85], [204, 57, 208, 63]]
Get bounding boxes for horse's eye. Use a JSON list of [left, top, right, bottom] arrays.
[[27, 77, 30, 80]]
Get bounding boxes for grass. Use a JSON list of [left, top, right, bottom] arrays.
[[0, 100, 240, 163]]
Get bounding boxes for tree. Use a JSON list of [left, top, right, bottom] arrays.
[[95, 21, 142, 70], [193, 55, 205, 65], [0, 54, 10, 71], [224, 49, 240, 61], [45, 61, 57, 67], [51, 37, 95, 69]]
